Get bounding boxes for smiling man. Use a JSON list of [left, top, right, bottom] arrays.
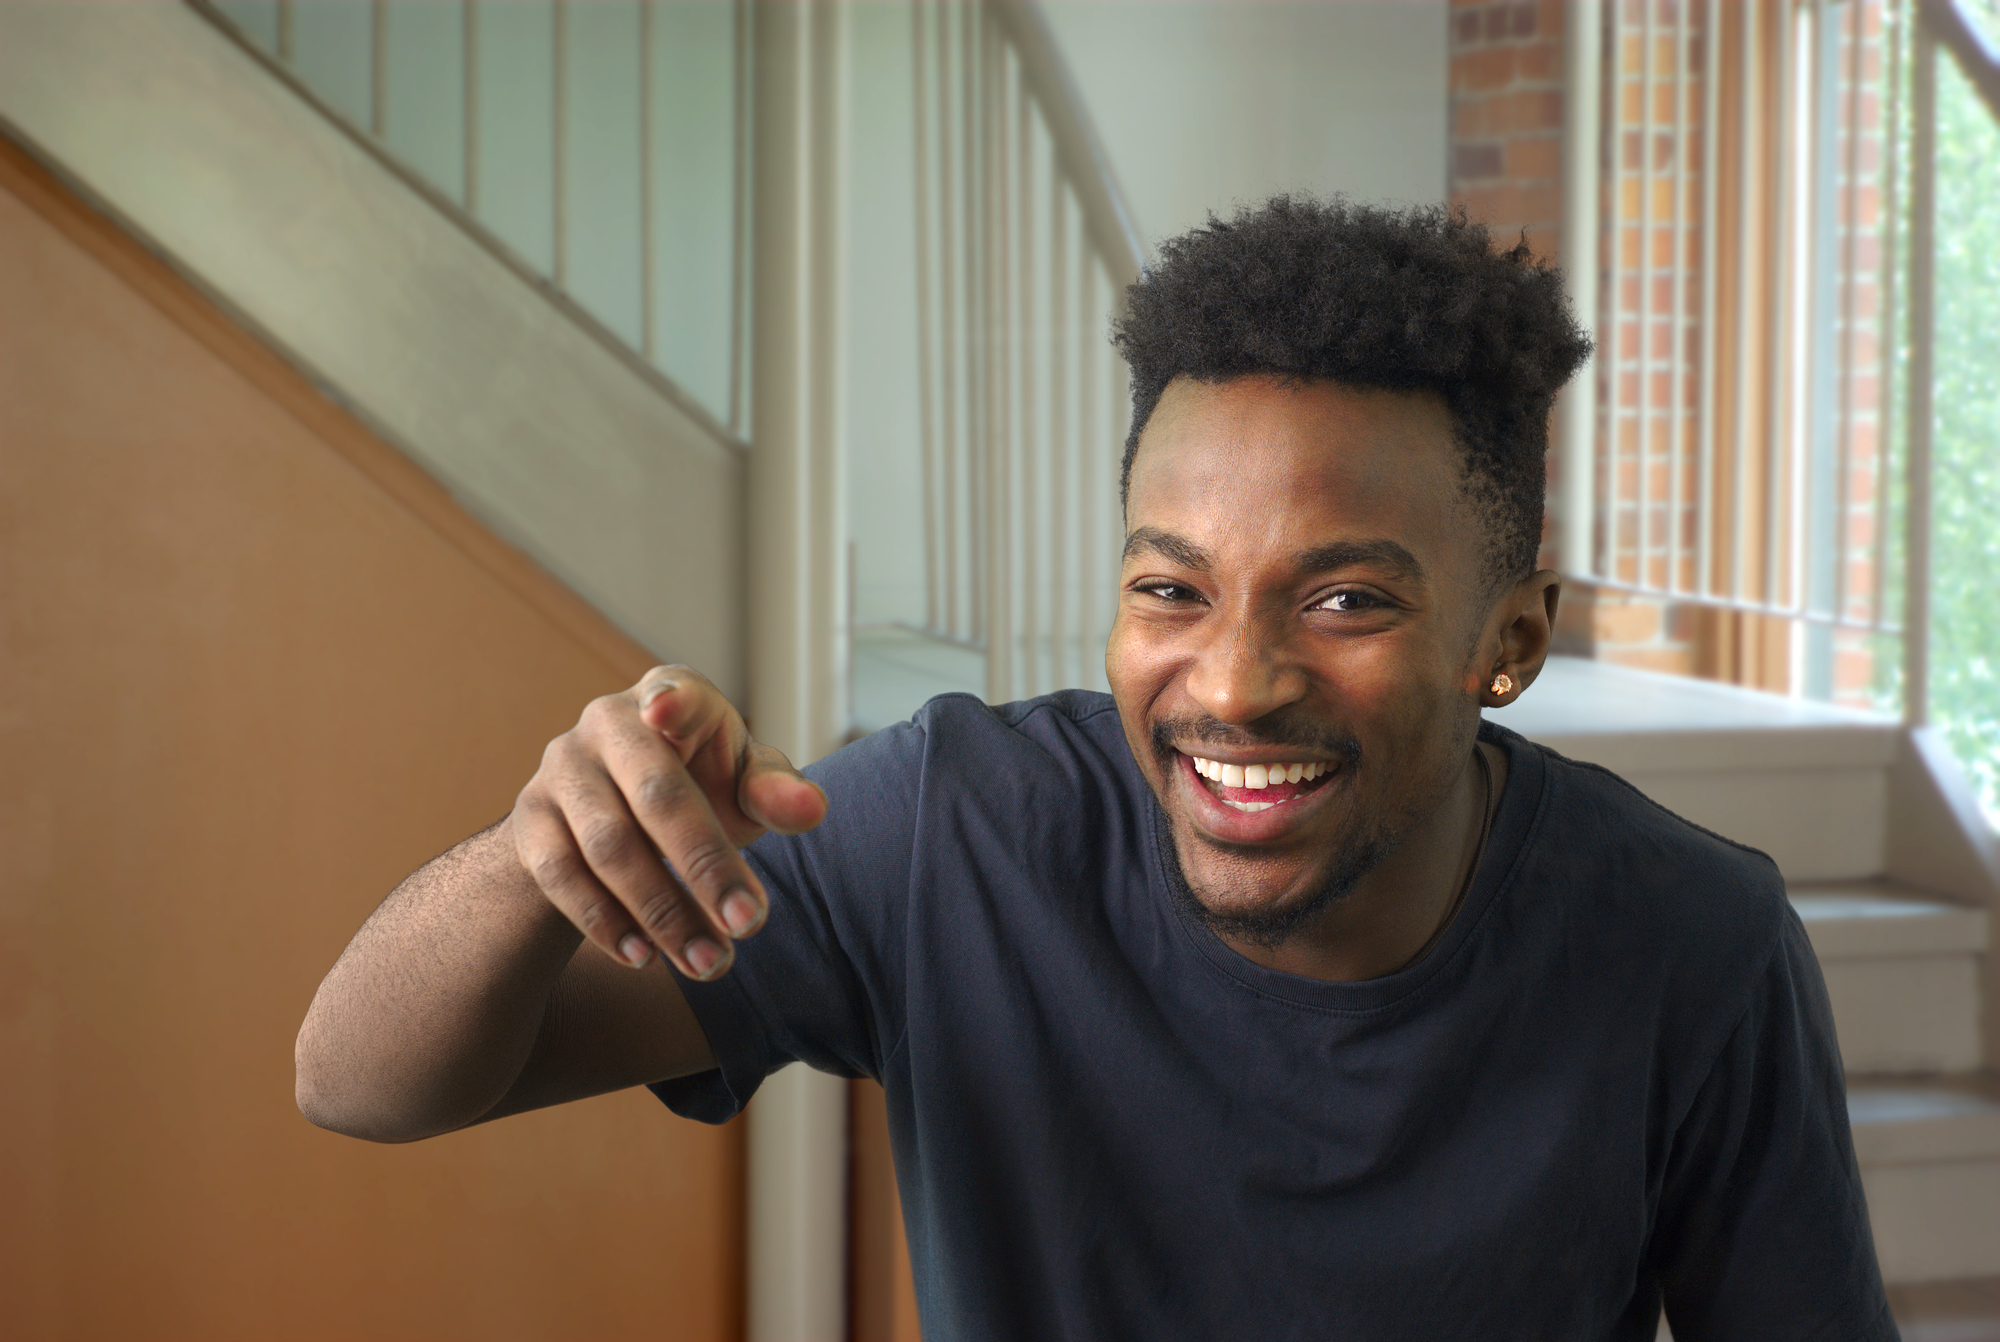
[[299, 199, 1894, 1340]]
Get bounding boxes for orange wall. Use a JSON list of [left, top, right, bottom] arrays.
[[0, 138, 742, 1341]]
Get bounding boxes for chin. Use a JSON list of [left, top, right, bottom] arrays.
[[1154, 806, 1394, 950]]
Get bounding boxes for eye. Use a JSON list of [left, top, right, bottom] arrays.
[[1135, 581, 1204, 605], [1314, 588, 1389, 614]]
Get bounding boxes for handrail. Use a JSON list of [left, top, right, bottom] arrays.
[[990, 0, 1145, 290]]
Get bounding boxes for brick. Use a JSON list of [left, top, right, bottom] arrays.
[[1511, 2, 1539, 38], [1485, 5, 1512, 40], [1454, 46, 1517, 92], [1454, 8, 1484, 42], [1504, 135, 1563, 181], [1517, 40, 1560, 82], [1453, 142, 1506, 182], [1502, 88, 1564, 132]]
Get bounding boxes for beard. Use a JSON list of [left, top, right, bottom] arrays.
[[1152, 803, 1398, 949], [1147, 710, 1400, 950]]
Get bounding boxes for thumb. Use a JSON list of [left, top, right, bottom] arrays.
[[738, 741, 829, 835]]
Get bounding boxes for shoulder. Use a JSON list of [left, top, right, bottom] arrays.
[[803, 689, 1140, 832], [1488, 724, 1793, 1004]]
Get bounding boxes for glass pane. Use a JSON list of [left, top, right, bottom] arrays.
[[213, 0, 280, 53], [291, 1, 374, 129], [560, 0, 645, 352], [1930, 53, 2000, 824], [381, 1, 467, 205]]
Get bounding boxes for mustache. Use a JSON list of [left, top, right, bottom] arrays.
[[1149, 713, 1363, 765]]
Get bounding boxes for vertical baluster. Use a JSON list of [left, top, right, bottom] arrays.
[[729, 0, 751, 436], [1764, 3, 1797, 616], [1016, 65, 1036, 697], [1831, 0, 1865, 637], [1696, 0, 1721, 599], [464, 0, 479, 213], [1902, 18, 1933, 723], [552, 0, 568, 288], [1667, 0, 1690, 595], [371, 0, 388, 137], [1049, 186, 1069, 690], [1636, 0, 1656, 587], [1872, 0, 1905, 639], [912, 0, 942, 637], [1595, 0, 1622, 584], [1730, 0, 1759, 607], [1088, 251, 1104, 676], [985, 13, 1013, 704], [938, 1, 965, 641], [962, 2, 984, 647], [639, 0, 655, 363]]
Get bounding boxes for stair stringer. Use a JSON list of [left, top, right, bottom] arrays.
[[1886, 727, 2000, 1070], [0, 1, 745, 698]]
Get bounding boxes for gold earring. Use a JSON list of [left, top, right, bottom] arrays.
[[1489, 673, 1514, 696]]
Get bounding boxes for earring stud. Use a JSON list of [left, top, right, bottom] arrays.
[[1489, 673, 1515, 697]]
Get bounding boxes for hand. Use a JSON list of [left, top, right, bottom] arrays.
[[509, 665, 828, 981]]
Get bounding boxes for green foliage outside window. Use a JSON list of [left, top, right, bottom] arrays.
[[1929, 55, 2000, 826]]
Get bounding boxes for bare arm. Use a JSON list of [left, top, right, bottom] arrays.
[[295, 667, 826, 1143]]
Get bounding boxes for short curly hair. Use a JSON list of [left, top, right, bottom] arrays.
[[1112, 196, 1591, 582]]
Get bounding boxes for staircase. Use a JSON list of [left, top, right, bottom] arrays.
[[1490, 655, 2000, 1285]]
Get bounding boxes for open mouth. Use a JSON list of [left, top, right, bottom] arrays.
[[1181, 752, 1337, 812]]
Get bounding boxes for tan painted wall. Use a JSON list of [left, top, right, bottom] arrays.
[[0, 138, 743, 1341]]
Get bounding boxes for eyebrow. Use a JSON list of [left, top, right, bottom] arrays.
[[1122, 527, 1428, 585]]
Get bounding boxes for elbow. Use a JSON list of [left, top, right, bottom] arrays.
[[294, 1025, 436, 1145], [292, 1020, 488, 1144]]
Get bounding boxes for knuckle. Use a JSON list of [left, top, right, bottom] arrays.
[[526, 843, 580, 892], [634, 767, 694, 816], [573, 812, 633, 868], [634, 888, 699, 940], [676, 837, 738, 893], [572, 897, 624, 938]]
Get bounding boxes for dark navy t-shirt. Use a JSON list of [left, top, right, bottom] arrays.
[[654, 691, 1894, 1341]]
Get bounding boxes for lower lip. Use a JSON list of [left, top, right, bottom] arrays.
[[1176, 752, 1337, 844]]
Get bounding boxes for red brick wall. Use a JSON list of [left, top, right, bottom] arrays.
[[1448, 0, 1566, 264], [1449, 0, 1699, 674]]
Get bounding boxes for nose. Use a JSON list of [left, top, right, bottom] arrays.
[[1182, 605, 1309, 726]]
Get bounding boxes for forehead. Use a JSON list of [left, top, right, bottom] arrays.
[[1125, 376, 1465, 554]]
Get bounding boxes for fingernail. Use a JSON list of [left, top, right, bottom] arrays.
[[721, 889, 764, 937], [640, 679, 681, 710], [685, 936, 727, 980], [619, 934, 652, 969]]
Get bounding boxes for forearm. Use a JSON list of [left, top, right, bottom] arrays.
[[295, 814, 582, 1143]]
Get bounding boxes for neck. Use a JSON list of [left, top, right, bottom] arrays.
[[1222, 739, 1503, 983]]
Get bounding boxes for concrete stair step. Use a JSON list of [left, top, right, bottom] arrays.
[[1792, 884, 1988, 1076], [1850, 1077, 2000, 1284], [1488, 657, 1902, 882]]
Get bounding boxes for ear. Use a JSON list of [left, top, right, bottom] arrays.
[[1477, 571, 1561, 708]]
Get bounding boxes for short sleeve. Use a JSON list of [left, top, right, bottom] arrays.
[[648, 716, 926, 1123], [1649, 908, 1898, 1341]]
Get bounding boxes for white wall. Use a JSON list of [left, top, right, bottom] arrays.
[[1042, 0, 1449, 246]]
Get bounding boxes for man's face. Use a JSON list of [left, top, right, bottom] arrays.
[[1106, 375, 1501, 942]]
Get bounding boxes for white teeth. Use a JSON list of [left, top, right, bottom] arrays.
[[1224, 799, 1275, 812], [1185, 755, 1331, 787]]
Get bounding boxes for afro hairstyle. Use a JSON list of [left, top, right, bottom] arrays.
[[1111, 195, 1591, 583]]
